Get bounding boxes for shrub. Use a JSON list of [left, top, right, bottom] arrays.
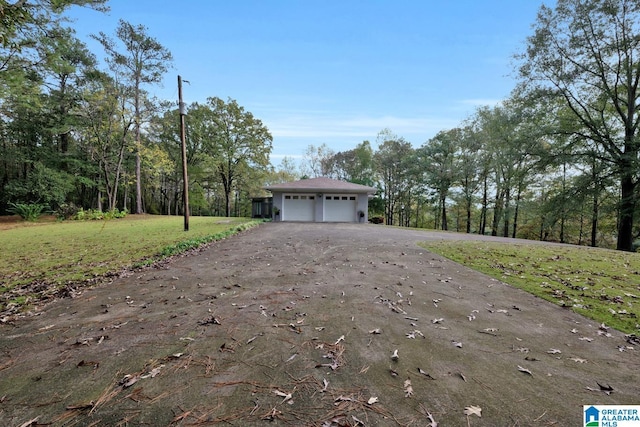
[[72, 208, 128, 221], [7, 202, 48, 221], [55, 203, 80, 220], [369, 216, 384, 224]]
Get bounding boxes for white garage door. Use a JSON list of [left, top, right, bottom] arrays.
[[282, 194, 315, 221], [324, 194, 357, 222]]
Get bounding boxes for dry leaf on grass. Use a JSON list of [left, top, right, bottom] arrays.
[[120, 375, 139, 388], [464, 405, 482, 417], [141, 366, 162, 379], [367, 396, 379, 405]]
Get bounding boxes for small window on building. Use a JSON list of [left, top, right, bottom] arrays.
[[293, 195, 299, 199], [342, 196, 348, 200], [309, 196, 315, 200], [333, 196, 339, 200], [300, 195, 307, 200], [285, 195, 291, 200], [326, 196, 331, 200], [350, 196, 356, 200]]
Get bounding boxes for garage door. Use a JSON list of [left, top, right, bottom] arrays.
[[324, 194, 357, 222], [282, 194, 315, 221]]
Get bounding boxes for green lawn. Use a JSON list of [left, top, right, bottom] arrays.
[[0, 215, 260, 313], [420, 240, 640, 334]]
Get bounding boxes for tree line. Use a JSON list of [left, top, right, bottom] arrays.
[[1, 0, 639, 251], [289, 0, 640, 252], [0, 1, 272, 221]]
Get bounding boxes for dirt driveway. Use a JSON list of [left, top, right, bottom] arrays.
[[1, 222, 639, 426]]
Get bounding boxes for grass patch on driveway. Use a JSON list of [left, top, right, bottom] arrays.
[[0, 215, 260, 315], [420, 240, 640, 334]]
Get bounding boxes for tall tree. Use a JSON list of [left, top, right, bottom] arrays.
[[519, 0, 640, 251], [373, 129, 415, 226], [203, 97, 273, 217], [457, 124, 482, 233], [0, 0, 107, 71], [326, 141, 376, 186], [79, 74, 133, 211], [301, 143, 335, 178], [93, 19, 173, 214], [418, 129, 461, 231]]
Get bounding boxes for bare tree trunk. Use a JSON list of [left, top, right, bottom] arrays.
[[441, 195, 448, 231]]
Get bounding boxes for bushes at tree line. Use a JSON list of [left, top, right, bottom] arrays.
[[7, 202, 49, 221]]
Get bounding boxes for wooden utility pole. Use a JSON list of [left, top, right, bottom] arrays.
[[178, 75, 189, 231]]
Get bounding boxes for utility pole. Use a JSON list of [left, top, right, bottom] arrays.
[[178, 75, 189, 231]]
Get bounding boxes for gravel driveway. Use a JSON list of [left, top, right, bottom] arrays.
[[1, 222, 638, 426]]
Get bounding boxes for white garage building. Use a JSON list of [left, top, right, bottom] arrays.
[[265, 177, 377, 223]]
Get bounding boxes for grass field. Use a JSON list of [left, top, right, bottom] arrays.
[[420, 240, 640, 334], [0, 215, 260, 314]]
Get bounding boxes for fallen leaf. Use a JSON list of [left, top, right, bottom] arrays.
[[432, 318, 444, 324], [597, 382, 614, 395], [464, 405, 482, 417], [547, 348, 562, 354], [369, 328, 381, 334], [141, 365, 163, 379], [367, 396, 378, 405], [418, 368, 435, 380], [121, 375, 139, 388], [404, 378, 413, 397], [334, 335, 345, 345], [517, 365, 533, 376], [452, 341, 462, 348], [570, 357, 587, 363], [198, 316, 221, 326], [352, 415, 365, 425], [426, 411, 438, 427], [391, 349, 399, 361]]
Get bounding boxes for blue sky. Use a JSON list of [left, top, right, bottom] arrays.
[[65, 1, 550, 163]]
